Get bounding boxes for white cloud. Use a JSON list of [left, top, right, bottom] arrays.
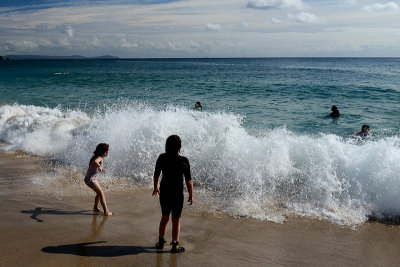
[[88, 36, 101, 47], [288, 12, 323, 24], [65, 26, 74, 39], [246, 0, 305, 10], [362, 2, 399, 13], [120, 38, 138, 48], [0, 40, 39, 52], [144, 40, 207, 53], [1, 0, 400, 57], [270, 17, 281, 24], [221, 41, 240, 47], [239, 21, 249, 28], [206, 23, 222, 32], [55, 37, 71, 47], [346, 0, 357, 5]]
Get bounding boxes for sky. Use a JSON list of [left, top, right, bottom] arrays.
[[1, 0, 400, 57]]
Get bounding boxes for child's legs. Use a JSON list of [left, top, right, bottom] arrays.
[[95, 194, 100, 209], [88, 182, 109, 212], [171, 217, 181, 242], [170, 195, 183, 241], [159, 214, 170, 238]]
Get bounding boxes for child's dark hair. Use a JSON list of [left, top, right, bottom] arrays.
[[165, 135, 181, 155], [90, 143, 109, 163], [362, 125, 370, 131], [196, 101, 202, 110]]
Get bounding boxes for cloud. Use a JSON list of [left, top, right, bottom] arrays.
[[118, 35, 138, 48], [239, 21, 249, 28], [0, 40, 39, 52], [346, 0, 357, 5], [65, 26, 74, 39], [1, 0, 400, 57], [144, 40, 208, 53], [246, 0, 305, 10], [55, 37, 71, 47], [120, 40, 138, 48], [288, 12, 323, 24], [270, 18, 281, 24], [205, 23, 222, 32], [88, 36, 101, 47], [362, 2, 399, 13]]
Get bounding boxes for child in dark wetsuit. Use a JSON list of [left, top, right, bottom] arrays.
[[84, 143, 112, 216], [152, 135, 194, 253], [330, 105, 340, 117]]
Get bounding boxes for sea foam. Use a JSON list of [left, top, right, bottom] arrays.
[[1, 103, 399, 225]]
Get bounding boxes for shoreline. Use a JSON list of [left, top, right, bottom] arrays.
[[1, 149, 400, 266]]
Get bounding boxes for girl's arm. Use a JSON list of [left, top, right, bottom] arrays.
[[93, 156, 105, 172]]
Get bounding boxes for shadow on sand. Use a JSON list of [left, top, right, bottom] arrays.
[[38, 211, 170, 257], [41, 241, 167, 257], [21, 207, 95, 222]]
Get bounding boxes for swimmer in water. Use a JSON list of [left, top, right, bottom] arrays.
[[193, 102, 202, 111], [354, 125, 372, 138], [329, 105, 340, 117]]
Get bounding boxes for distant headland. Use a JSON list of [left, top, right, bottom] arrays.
[[0, 55, 119, 60]]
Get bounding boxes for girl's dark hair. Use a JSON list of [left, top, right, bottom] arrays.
[[165, 135, 181, 155], [90, 143, 109, 163]]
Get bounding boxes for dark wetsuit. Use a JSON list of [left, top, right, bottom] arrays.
[[330, 111, 340, 117], [154, 153, 192, 218]]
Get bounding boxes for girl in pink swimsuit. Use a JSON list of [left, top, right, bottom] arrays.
[[85, 143, 112, 216]]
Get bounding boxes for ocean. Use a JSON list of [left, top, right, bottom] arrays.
[[0, 58, 399, 225]]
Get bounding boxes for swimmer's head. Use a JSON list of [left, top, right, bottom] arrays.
[[361, 125, 370, 132], [165, 135, 181, 155], [331, 105, 338, 111], [194, 101, 202, 110]]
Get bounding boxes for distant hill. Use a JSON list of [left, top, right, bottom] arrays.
[[92, 55, 118, 59], [4, 55, 119, 60]]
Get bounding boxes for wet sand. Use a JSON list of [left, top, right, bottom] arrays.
[[1, 149, 399, 266]]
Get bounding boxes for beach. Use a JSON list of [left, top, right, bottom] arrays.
[[1, 149, 399, 267], [1, 0, 400, 263], [2, 59, 400, 225]]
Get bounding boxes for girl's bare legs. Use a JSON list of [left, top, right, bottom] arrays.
[[94, 194, 101, 212], [88, 182, 112, 215]]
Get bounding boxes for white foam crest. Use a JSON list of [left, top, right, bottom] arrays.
[[0, 104, 90, 156], [1, 103, 399, 225]]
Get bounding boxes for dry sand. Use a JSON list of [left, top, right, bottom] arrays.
[[0, 149, 399, 266]]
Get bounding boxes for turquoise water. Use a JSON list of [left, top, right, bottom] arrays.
[[1, 58, 399, 137], [1, 58, 399, 225]]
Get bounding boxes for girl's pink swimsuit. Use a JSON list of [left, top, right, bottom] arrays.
[[84, 159, 103, 185]]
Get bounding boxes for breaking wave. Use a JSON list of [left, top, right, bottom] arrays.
[[1, 103, 399, 225]]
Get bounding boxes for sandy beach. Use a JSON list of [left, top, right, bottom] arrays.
[[1, 149, 399, 267]]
